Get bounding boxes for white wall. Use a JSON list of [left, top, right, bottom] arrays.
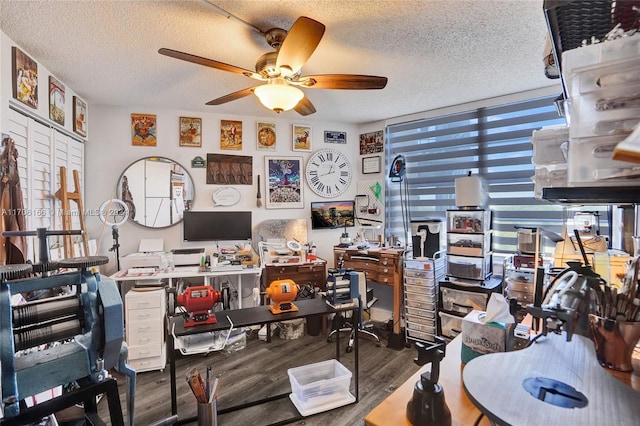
[[86, 104, 388, 274]]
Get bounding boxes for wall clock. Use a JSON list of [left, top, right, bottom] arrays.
[[305, 148, 352, 198]]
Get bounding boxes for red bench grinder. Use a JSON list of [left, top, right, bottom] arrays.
[[177, 285, 221, 327]]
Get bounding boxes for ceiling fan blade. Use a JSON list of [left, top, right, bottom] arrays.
[[294, 96, 316, 116], [206, 87, 257, 105], [276, 17, 325, 75], [159, 48, 263, 80], [299, 74, 388, 90]]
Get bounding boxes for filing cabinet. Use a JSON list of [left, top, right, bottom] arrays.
[[125, 288, 166, 372]]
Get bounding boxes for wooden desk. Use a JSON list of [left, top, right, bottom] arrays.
[[364, 336, 489, 426], [261, 259, 327, 291], [333, 246, 405, 348], [463, 333, 640, 425]]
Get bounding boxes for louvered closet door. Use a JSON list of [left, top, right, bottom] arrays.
[[53, 131, 85, 240]]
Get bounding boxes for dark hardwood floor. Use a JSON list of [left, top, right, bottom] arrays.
[[98, 323, 421, 426]]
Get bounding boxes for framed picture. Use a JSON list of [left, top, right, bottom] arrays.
[[264, 156, 304, 209], [221, 120, 242, 150], [12, 46, 38, 109], [131, 113, 156, 146], [257, 122, 276, 150], [73, 96, 88, 137], [206, 153, 253, 185], [359, 130, 384, 155], [293, 124, 312, 151], [324, 130, 346, 144], [49, 76, 65, 126], [179, 116, 202, 147], [362, 156, 381, 174]]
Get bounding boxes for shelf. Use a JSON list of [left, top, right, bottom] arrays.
[[542, 187, 640, 205]]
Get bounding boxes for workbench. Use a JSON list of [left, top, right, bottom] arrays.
[[333, 246, 405, 348], [167, 298, 359, 425], [366, 333, 640, 425]]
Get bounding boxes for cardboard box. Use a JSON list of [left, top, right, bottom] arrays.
[[461, 310, 513, 364]]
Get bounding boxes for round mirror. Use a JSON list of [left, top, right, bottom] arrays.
[[116, 157, 194, 228]]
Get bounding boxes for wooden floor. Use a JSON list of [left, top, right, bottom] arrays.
[[97, 323, 420, 426]]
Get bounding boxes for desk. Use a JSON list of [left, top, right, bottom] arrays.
[[167, 298, 359, 425], [333, 246, 405, 348], [110, 266, 262, 309], [364, 336, 489, 426], [463, 333, 640, 425]]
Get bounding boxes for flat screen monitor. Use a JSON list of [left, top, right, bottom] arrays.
[[311, 200, 355, 229], [183, 211, 252, 242]]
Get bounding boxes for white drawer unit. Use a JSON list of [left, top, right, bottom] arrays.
[[404, 255, 446, 345], [125, 288, 166, 372]]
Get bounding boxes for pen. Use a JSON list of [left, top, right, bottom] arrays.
[[206, 366, 212, 399]]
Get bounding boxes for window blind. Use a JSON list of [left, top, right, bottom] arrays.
[[385, 93, 611, 257]]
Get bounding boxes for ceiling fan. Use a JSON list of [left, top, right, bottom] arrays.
[[158, 13, 388, 116]]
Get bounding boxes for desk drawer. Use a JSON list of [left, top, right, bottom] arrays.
[[125, 289, 164, 309], [129, 352, 166, 372], [128, 343, 163, 359]]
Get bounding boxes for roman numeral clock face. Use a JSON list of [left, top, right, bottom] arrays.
[[305, 148, 352, 198]]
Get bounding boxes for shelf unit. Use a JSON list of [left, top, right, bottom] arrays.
[[446, 209, 492, 282], [403, 255, 446, 344]]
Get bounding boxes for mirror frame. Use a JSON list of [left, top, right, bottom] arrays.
[[116, 156, 195, 229]]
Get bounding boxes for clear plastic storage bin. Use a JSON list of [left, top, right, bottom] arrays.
[[287, 359, 353, 416]]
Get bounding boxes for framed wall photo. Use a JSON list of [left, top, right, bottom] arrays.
[[264, 156, 303, 209], [49, 76, 65, 126], [359, 130, 384, 155], [362, 155, 381, 174], [206, 153, 253, 185], [12, 46, 38, 109], [257, 122, 276, 150], [73, 96, 88, 137], [324, 130, 346, 144], [221, 120, 242, 150], [293, 124, 311, 151], [179, 116, 202, 147], [131, 113, 156, 146]]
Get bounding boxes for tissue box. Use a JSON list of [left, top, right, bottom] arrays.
[[461, 310, 513, 364]]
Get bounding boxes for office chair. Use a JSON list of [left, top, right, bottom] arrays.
[[327, 270, 381, 352]]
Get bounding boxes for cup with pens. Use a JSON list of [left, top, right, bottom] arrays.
[[187, 366, 221, 426]]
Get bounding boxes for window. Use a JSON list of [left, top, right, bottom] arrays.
[[385, 91, 612, 258]]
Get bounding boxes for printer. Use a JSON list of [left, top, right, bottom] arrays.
[[171, 247, 205, 266], [119, 239, 166, 272]]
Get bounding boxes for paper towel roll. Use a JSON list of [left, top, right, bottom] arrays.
[[455, 175, 487, 207]]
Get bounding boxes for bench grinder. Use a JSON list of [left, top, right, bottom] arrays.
[[0, 253, 135, 425]]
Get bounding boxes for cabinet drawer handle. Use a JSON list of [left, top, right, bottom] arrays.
[[136, 326, 151, 332], [382, 268, 389, 273], [138, 338, 151, 344], [136, 314, 152, 320]]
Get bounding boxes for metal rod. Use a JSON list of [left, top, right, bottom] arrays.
[[203, 1, 265, 34]]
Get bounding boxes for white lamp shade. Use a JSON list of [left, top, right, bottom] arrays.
[[254, 82, 304, 112]]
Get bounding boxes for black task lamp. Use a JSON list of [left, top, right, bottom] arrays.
[[389, 154, 406, 182], [406, 338, 451, 426]]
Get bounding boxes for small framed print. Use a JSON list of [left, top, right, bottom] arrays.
[[49, 76, 65, 126], [131, 113, 156, 146], [179, 116, 202, 147], [362, 156, 381, 174], [324, 130, 346, 144], [12, 46, 38, 109], [293, 124, 312, 151], [257, 122, 276, 150], [73, 96, 88, 137], [221, 120, 242, 150]]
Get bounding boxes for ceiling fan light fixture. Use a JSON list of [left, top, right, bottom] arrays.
[[254, 80, 304, 113]]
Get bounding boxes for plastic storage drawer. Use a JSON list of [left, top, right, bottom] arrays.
[[440, 287, 489, 315]]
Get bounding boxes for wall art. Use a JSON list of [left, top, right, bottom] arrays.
[[324, 130, 346, 144], [131, 113, 156, 146], [206, 153, 253, 185], [179, 116, 202, 147], [73, 96, 88, 138], [12, 46, 38, 109], [292, 124, 312, 151], [220, 119, 242, 150], [359, 130, 384, 155], [362, 155, 381, 174], [264, 156, 303, 209], [49, 76, 65, 126], [257, 122, 276, 150]]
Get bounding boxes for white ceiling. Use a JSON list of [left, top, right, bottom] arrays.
[[0, 0, 558, 125]]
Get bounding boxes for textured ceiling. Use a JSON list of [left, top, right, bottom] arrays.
[[0, 0, 557, 124]]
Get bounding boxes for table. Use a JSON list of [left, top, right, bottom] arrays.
[[364, 336, 489, 426], [167, 298, 359, 425], [333, 246, 405, 348], [463, 332, 640, 425], [110, 266, 262, 309]]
